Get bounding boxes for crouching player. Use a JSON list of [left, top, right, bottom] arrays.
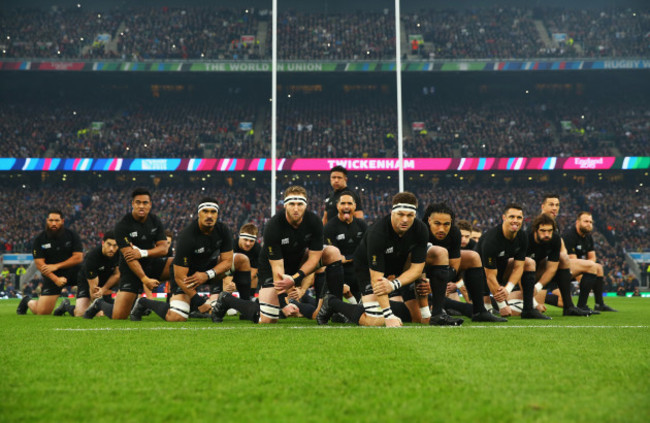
[[130, 198, 233, 321]]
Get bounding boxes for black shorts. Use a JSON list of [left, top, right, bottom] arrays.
[[357, 266, 373, 296], [389, 284, 416, 302], [40, 267, 79, 296], [118, 257, 168, 294]]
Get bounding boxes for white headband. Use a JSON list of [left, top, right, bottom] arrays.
[[284, 195, 308, 205], [392, 203, 417, 214], [239, 233, 257, 241], [198, 202, 219, 212]]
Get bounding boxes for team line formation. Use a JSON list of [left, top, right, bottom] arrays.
[[16, 166, 617, 326]]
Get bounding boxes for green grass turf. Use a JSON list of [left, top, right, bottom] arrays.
[[1, 297, 648, 423]]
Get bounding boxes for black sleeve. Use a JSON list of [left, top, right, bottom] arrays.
[[479, 234, 500, 269], [153, 215, 167, 243], [447, 226, 462, 260], [249, 244, 261, 269], [366, 228, 387, 273], [323, 221, 337, 246], [514, 231, 528, 261], [84, 249, 100, 279], [114, 218, 131, 250], [220, 224, 234, 253], [173, 228, 195, 268], [353, 191, 363, 212], [547, 234, 561, 262], [263, 218, 284, 261], [408, 221, 429, 264], [32, 234, 45, 260], [562, 230, 577, 256]]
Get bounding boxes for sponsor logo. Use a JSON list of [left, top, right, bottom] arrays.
[[130, 231, 138, 238], [42, 243, 51, 249], [281, 238, 290, 245], [573, 157, 604, 169], [385, 246, 394, 254], [336, 234, 345, 240], [195, 247, 205, 254], [498, 251, 505, 257]]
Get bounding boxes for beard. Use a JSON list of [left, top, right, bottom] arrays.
[[46, 226, 63, 238]]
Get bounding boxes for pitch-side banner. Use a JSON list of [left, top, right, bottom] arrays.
[[1, 157, 648, 172], [2, 59, 650, 72]]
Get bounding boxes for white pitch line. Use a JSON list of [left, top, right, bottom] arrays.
[[54, 325, 649, 332]]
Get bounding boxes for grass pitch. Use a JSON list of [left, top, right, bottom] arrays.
[[1, 297, 648, 423]]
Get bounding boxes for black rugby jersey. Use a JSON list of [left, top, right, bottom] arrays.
[[354, 215, 428, 277], [324, 187, 363, 220], [562, 227, 594, 260], [32, 228, 83, 271], [259, 211, 323, 274], [82, 245, 119, 285], [324, 216, 367, 260], [173, 220, 233, 274], [428, 225, 461, 260], [477, 225, 528, 270], [526, 229, 561, 263], [463, 238, 478, 251], [234, 239, 261, 269]]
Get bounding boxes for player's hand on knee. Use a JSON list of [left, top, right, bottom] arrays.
[[274, 273, 295, 292], [142, 277, 159, 290], [372, 278, 392, 296], [494, 286, 508, 302], [287, 287, 301, 300], [446, 282, 458, 294], [416, 279, 431, 296], [223, 280, 236, 293]]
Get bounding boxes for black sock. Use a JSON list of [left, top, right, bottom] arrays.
[[444, 297, 473, 318], [594, 276, 605, 306], [234, 271, 252, 300], [291, 300, 316, 319], [314, 272, 326, 298], [521, 271, 536, 311], [325, 261, 344, 299], [555, 268, 575, 308], [65, 302, 76, 316], [102, 295, 114, 304], [329, 297, 364, 324], [578, 273, 597, 308], [189, 293, 207, 311], [427, 265, 449, 316], [223, 295, 260, 322], [99, 300, 113, 319], [464, 267, 488, 314], [140, 298, 170, 320], [545, 293, 560, 307]]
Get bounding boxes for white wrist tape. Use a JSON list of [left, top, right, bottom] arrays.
[[533, 298, 539, 308], [497, 301, 508, 310], [390, 279, 402, 292], [505, 282, 515, 293], [456, 280, 465, 289], [535, 282, 544, 292], [420, 306, 431, 319], [205, 269, 216, 280]]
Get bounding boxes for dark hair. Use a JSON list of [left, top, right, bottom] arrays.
[[542, 193, 560, 204], [456, 219, 472, 232], [503, 203, 523, 214], [577, 211, 592, 220], [199, 197, 219, 207], [47, 209, 64, 219], [103, 230, 116, 241], [239, 223, 258, 236], [532, 214, 557, 232], [392, 191, 418, 207], [330, 166, 347, 176], [337, 191, 356, 203], [422, 202, 455, 224], [164, 229, 173, 239], [471, 225, 481, 233], [131, 187, 151, 199]]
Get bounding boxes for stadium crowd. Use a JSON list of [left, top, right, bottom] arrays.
[[2, 91, 647, 159], [2, 6, 648, 60]]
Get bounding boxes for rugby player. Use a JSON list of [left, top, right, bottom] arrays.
[[563, 211, 617, 312], [322, 166, 364, 225], [17, 209, 83, 315], [211, 186, 345, 324], [130, 197, 236, 322], [477, 203, 550, 320], [317, 192, 428, 327], [424, 203, 506, 322], [53, 231, 120, 317], [84, 188, 171, 319]]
